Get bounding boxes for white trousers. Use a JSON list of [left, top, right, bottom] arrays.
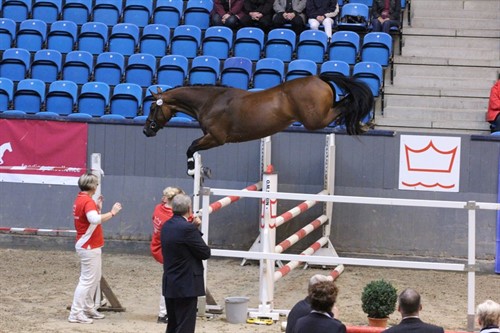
[[69, 247, 102, 316], [308, 17, 334, 38], [159, 292, 167, 317]]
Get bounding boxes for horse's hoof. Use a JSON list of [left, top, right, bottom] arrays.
[[201, 167, 212, 179], [187, 169, 195, 177]]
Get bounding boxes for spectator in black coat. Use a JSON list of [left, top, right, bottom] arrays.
[[240, 0, 275, 32], [371, 0, 401, 34]]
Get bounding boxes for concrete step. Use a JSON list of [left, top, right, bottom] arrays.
[[385, 86, 491, 99], [374, 117, 490, 133], [403, 27, 500, 38], [394, 55, 500, 69], [381, 106, 487, 122], [412, 0, 500, 11], [410, 17, 500, 31], [393, 65, 497, 79], [392, 75, 494, 90], [386, 95, 488, 110], [401, 46, 498, 60], [412, 8, 500, 20], [403, 35, 500, 50]]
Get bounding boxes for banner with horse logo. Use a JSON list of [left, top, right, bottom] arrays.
[[0, 119, 87, 185]]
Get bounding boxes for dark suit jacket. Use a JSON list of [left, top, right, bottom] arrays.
[[161, 214, 211, 299], [293, 312, 346, 333], [383, 317, 445, 333], [286, 298, 311, 333]]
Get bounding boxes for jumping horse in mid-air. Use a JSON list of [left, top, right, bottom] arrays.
[[143, 74, 374, 176]]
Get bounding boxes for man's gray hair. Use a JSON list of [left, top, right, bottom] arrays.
[[171, 193, 192, 215]]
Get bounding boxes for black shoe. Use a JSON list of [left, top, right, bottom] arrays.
[[157, 315, 168, 324]]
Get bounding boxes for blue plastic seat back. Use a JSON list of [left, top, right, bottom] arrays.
[[220, 57, 252, 90], [94, 52, 125, 86], [93, 0, 123, 26], [285, 59, 318, 81], [253, 58, 285, 89], [32, 0, 62, 23], [17, 19, 47, 52], [140, 24, 170, 57], [123, 0, 153, 28], [0, 77, 14, 110], [189, 55, 220, 85], [153, 0, 184, 28], [338, 3, 369, 32], [348, 0, 373, 6], [157, 55, 188, 87], [143, 84, 172, 116], [3, 0, 31, 22], [297, 30, 328, 64], [320, 60, 350, 77], [202, 26, 233, 60], [0, 18, 17, 51], [109, 23, 140, 56], [264, 29, 296, 62], [233, 27, 265, 61], [78, 22, 108, 55], [47, 20, 77, 53], [62, 0, 92, 25], [126, 53, 157, 87], [31, 49, 62, 83], [0, 48, 31, 81], [78, 81, 110, 116], [328, 30, 360, 65], [360, 32, 393, 67], [184, 0, 213, 30], [46, 80, 78, 115], [14, 78, 46, 113], [62, 50, 93, 84], [110, 83, 143, 118], [171, 25, 202, 59], [352, 61, 383, 96]]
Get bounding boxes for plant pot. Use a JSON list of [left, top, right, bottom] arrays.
[[368, 317, 388, 328]]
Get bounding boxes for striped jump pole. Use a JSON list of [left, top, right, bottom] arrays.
[[0, 227, 76, 236], [275, 215, 328, 253], [207, 182, 262, 214], [275, 190, 328, 227]]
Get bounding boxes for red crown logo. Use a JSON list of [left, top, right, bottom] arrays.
[[405, 140, 457, 173]]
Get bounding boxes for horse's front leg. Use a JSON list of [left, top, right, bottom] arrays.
[[186, 134, 223, 177]]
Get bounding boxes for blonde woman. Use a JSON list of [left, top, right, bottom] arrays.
[[476, 300, 500, 333]]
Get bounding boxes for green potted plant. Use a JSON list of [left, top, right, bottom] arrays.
[[361, 279, 398, 327]]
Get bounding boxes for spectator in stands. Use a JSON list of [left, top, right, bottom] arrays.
[[371, 0, 401, 34], [486, 80, 500, 133], [150, 186, 185, 324], [476, 300, 500, 333], [272, 0, 307, 34], [211, 0, 249, 29], [293, 280, 346, 333], [306, 0, 339, 41], [382, 288, 444, 333], [241, 0, 275, 32]]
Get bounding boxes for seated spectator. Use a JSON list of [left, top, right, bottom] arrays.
[[240, 0, 275, 32], [292, 280, 346, 333], [371, 0, 401, 34], [306, 0, 339, 40], [476, 299, 500, 333], [486, 80, 500, 133], [211, 0, 249, 29], [272, 0, 307, 34]]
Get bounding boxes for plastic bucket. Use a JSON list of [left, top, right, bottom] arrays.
[[225, 297, 249, 324]]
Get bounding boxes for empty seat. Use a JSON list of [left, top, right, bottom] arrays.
[[78, 22, 108, 55], [183, 0, 213, 30], [47, 20, 77, 54], [31, 49, 62, 83], [252, 58, 284, 89], [285, 59, 317, 81], [67, 112, 93, 119], [123, 0, 153, 28], [328, 30, 360, 65], [32, 0, 62, 23], [110, 83, 143, 118], [62, 0, 92, 25], [142, 84, 172, 116], [140, 24, 170, 57], [0, 77, 14, 111], [16, 19, 47, 52], [360, 32, 392, 67], [46, 80, 78, 115], [78, 81, 110, 116], [348, 0, 373, 6], [0, 48, 31, 81], [94, 52, 125, 86], [109, 23, 140, 56], [0, 18, 17, 51], [353, 61, 384, 111], [13, 78, 46, 113], [2, 0, 31, 22], [220, 57, 252, 90], [233, 27, 265, 62], [170, 25, 202, 59], [92, 0, 123, 26], [202, 26, 233, 60], [337, 3, 369, 32], [320, 60, 350, 77], [62, 50, 93, 84], [296, 30, 328, 64], [153, 0, 184, 28], [125, 53, 157, 87], [157, 55, 188, 87], [264, 29, 296, 62], [189, 55, 220, 85]]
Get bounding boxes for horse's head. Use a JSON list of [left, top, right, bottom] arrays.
[[143, 87, 174, 137]]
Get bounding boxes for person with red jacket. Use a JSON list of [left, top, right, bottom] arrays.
[[486, 80, 500, 133]]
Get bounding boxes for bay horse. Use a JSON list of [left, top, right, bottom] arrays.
[[143, 73, 374, 176]]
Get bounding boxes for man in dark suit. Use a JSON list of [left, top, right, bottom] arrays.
[[161, 194, 211, 333], [383, 288, 444, 333]]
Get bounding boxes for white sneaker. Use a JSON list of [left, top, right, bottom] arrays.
[[85, 309, 106, 319], [68, 313, 94, 324]]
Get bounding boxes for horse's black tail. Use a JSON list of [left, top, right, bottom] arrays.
[[319, 73, 374, 135]]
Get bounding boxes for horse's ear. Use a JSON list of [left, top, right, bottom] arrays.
[[149, 89, 158, 100], [156, 86, 163, 94]]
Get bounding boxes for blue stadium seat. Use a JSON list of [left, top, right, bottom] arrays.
[[264, 29, 296, 62], [78, 81, 110, 116], [47, 20, 77, 53], [109, 23, 140, 56], [94, 52, 125, 86], [92, 0, 123, 26], [183, 0, 213, 30], [0, 48, 31, 81], [337, 3, 369, 32], [123, 0, 153, 28], [100, 114, 126, 120], [2, 0, 31, 23], [328, 30, 360, 65], [233, 27, 265, 62], [140, 24, 170, 57], [0, 18, 17, 51], [252, 58, 284, 90], [62, 50, 93, 84], [157, 55, 188, 87], [220, 57, 252, 90], [296, 30, 328, 64], [78, 22, 108, 55], [2, 110, 27, 116], [361, 32, 393, 68], [353, 61, 384, 112], [62, 0, 92, 25], [0, 77, 14, 111], [31, 49, 62, 83], [170, 25, 202, 59], [153, 0, 184, 28], [13, 78, 46, 113], [46, 80, 78, 115], [348, 0, 373, 7], [34, 110, 60, 118], [202, 26, 233, 60], [320, 60, 350, 77], [67, 112, 93, 119], [189, 55, 220, 85], [32, 0, 62, 24], [110, 83, 143, 118], [285, 59, 317, 81], [142, 84, 172, 116], [125, 53, 157, 87], [16, 19, 47, 52]]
